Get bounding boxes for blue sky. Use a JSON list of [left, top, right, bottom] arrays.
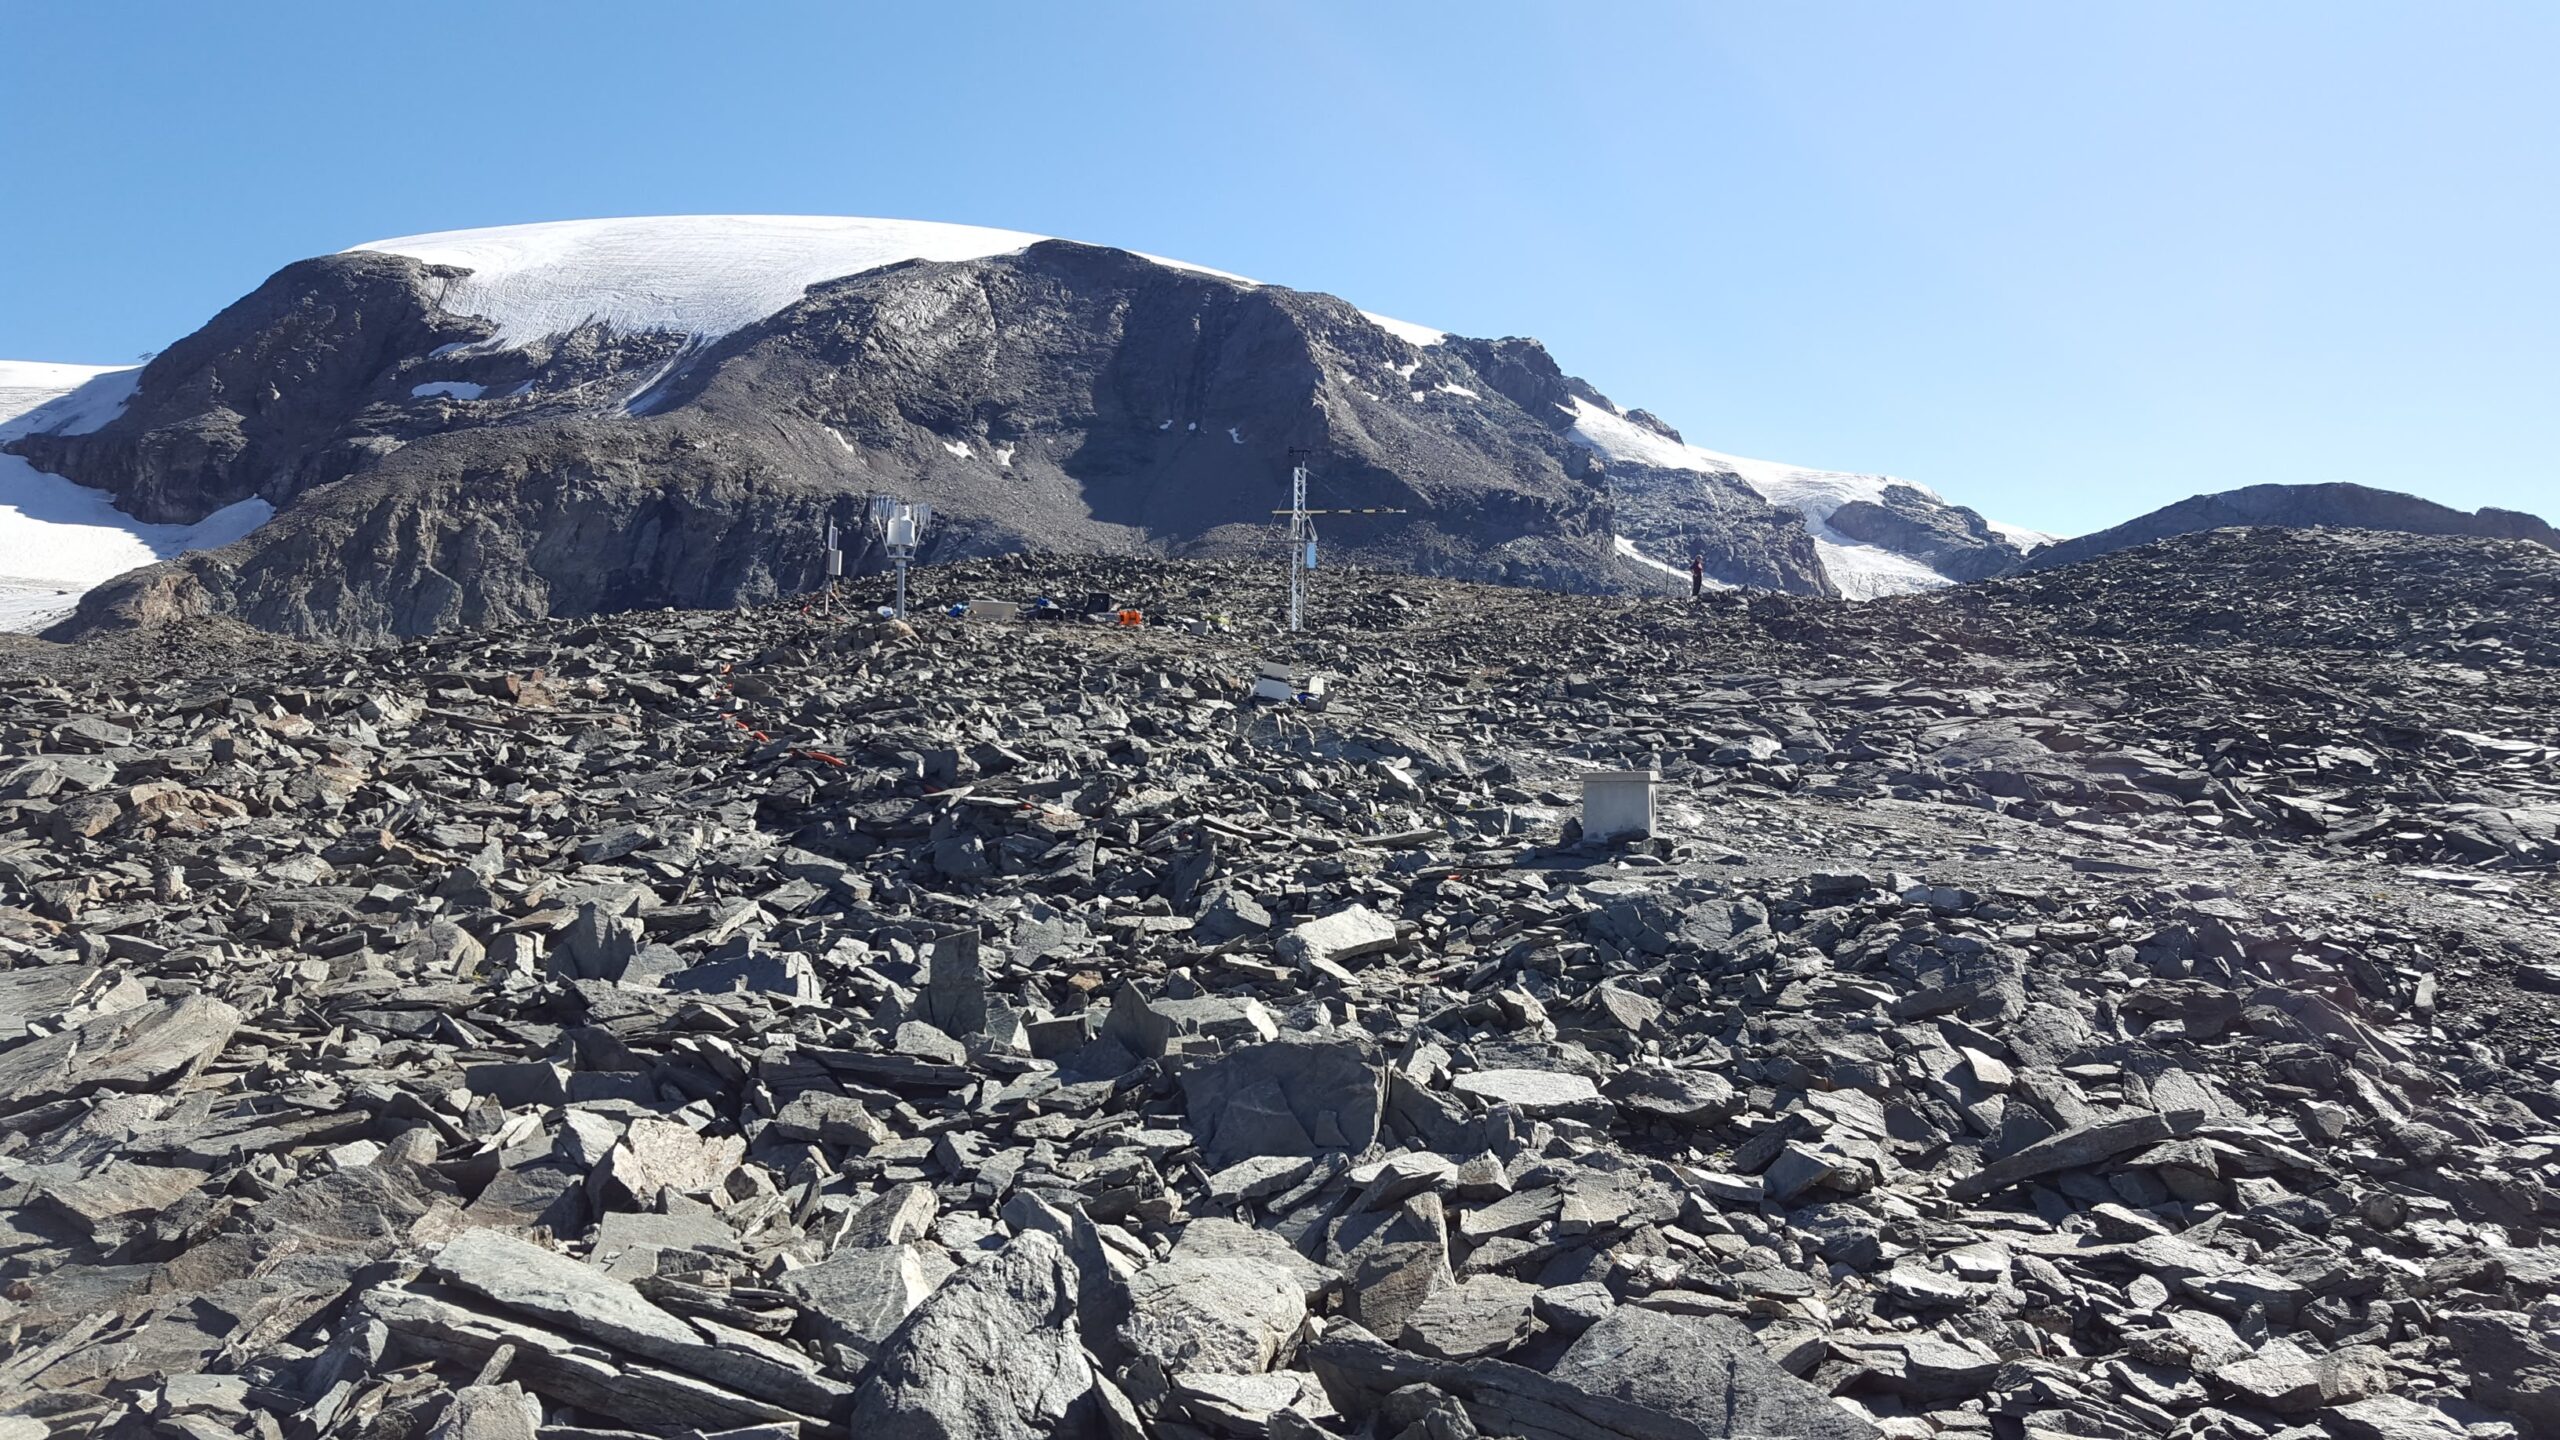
[[4, 1, 2552, 536]]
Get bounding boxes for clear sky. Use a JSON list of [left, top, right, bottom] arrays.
[[4, 1, 2552, 536]]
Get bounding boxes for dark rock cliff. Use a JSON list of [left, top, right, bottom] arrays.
[[1827, 483, 2027, 582], [10, 254, 489, 523]]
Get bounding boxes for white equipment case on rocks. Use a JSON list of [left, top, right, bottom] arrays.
[[1580, 768, 1659, 841]]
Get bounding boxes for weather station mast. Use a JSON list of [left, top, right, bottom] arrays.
[[1275, 448, 1408, 632]]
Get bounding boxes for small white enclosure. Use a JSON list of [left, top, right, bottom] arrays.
[[1580, 768, 1659, 841], [1251, 663, 1327, 703]]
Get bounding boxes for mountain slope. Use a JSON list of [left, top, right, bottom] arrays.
[[3, 215, 2041, 637], [2023, 481, 2559, 572]]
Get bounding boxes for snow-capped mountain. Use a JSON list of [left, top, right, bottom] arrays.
[[2, 214, 2042, 638]]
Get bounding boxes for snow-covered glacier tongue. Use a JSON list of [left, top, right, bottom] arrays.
[[1566, 394, 2052, 598]]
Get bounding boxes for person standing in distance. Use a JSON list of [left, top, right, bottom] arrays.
[[1689, 552, 1705, 600]]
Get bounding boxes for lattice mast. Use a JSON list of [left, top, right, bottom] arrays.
[[1274, 450, 1408, 633]]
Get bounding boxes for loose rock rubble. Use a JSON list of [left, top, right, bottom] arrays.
[[1, 527, 2556, 1440]]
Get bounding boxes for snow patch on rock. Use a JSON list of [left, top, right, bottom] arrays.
[[1614, 534, 1732, 589], [0, 363, 141, 439], [1, 360, 273, 631], [0, 453, 272, 632], [0, 361, 136, 429], [1986, 517, 2060, 552], [1568, 397, 1935, 526], [1813, 533, 1956, 600]]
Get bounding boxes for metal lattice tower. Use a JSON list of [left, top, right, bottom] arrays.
[[1274, 452, 1406, 633], [1287, 461, 1311, 633]]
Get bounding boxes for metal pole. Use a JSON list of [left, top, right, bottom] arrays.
[[895, 557, 909, 620], [823, 522, 842, 617], [1288, 462, 1308, 633]]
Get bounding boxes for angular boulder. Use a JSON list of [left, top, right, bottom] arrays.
[[1275, 905, 1399, 970], [1180, 1035, 1386, 1168], [1117, 1256, 1307, 1375], [849, 1230, 1097, 1440], [1549, 1306, 1880, 1439]]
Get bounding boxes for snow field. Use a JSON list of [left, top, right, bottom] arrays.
[[0, 362, 271, 632], [1614, 534, 1734, 589], [0, 453, 272, 632], [351, 215, 1445, 350]]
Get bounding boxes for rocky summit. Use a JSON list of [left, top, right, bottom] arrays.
[[2, 525, 2558, 1440]]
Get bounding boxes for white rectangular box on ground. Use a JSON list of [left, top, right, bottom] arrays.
[[1581, 769, 1659, 840], [1252, 664, 1326, 703], [1251, 674, 1327, 703]]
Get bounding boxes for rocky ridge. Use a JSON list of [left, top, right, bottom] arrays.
[[0, 527, 2557, 1439], [2023, 484, 2560, 576]]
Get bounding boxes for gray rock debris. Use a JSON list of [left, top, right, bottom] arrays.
[[1550, 1307, 1881, 1439], [1181, 1035, 1388, 1167], [1, 540, 2557, 1439]]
